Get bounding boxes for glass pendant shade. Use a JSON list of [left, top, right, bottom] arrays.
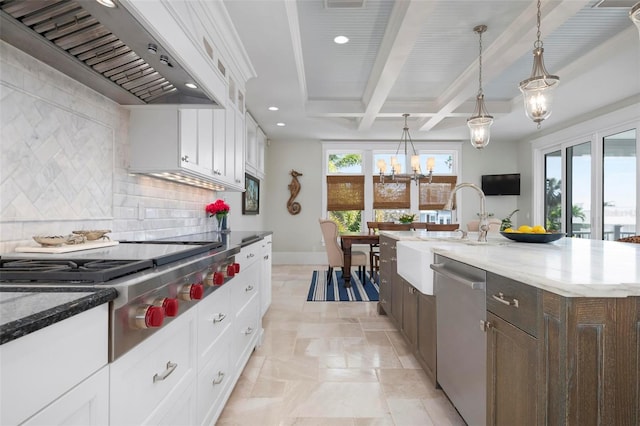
[[467, 93, 493, 149], [631, 2, 640, 38], [519, 46, 559, 125]]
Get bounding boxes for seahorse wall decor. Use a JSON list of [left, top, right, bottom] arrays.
[[287, 170, 302, 215]]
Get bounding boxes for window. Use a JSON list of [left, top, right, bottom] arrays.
[[326, 152, 364, 231], [535, 107, 638, 240], [372, 176, 410, 221], [603, 129, 636, 240], [323, 142, 462, 231], [544, 150, 562, 231]]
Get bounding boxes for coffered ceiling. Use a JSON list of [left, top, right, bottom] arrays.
[[224, 0, 639, 144]]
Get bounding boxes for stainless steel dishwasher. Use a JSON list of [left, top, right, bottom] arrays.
[[431, 254, 487, 426]]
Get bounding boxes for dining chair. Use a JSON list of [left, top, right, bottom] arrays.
[[366, 221, 382, 278], [411, 222, 429, 230], [318, 219, 367, 286], [617, 235, 640, 244], [466, 219, 502, 232], [377, 222, 414, 231], [425, 223, 460, 231]]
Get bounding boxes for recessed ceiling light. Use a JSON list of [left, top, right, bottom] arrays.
[[268, 106, 279, 111], [185, 83, 197, 89], [276, 122, 286, 127], [334, 35, 349, 44]]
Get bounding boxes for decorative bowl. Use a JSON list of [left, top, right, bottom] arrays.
[[499, 232, 565, 243], [72, 229, 111, 241], [33, 235, 70, 247]]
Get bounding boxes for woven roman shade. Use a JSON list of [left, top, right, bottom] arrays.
[[419, 176, 457, 210], [372, 176, 410, 209], [327, 175, 365, 210]]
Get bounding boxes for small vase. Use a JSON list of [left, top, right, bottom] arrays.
[[217, 215, 228, 233]]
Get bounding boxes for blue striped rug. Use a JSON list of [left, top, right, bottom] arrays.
[[307, 270, 379, 302]]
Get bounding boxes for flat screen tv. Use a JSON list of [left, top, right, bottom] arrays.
[[481, 173, 520, 196]]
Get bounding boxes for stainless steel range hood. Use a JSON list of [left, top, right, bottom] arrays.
[[0, 0, 216, 105]]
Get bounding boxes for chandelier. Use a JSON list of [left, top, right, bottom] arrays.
[[631, 2, 640, 38], [377, 113, 435, 185], [519, 0, 559, 128], [467, 25, 493, 150]]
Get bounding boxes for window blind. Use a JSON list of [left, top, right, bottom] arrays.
[[326, 175, 365, 210], [372, 176, 410, 209], [419, 176, 457, 210]]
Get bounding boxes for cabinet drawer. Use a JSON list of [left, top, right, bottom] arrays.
[[197, 284, 232, 361], [233, 296, 261, 369], [238, 242, 261, 269], [110, 309, 196, 426], [197, 329, 232, 426], [487, 273, 539, 337], [231, 261, 259, 312], [0, 304, 108, 426]]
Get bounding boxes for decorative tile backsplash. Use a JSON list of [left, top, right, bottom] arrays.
[[0, 41, 217, 252]]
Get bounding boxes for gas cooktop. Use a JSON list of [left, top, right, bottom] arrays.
[[0, 241, 224, 284]]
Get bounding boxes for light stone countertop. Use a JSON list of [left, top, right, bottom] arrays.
[[382, 230, 640, 298]]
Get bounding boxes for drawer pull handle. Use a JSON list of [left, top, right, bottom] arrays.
[[244, 327, 254, 335], [212, 313, 226, 323], [492, 292, 519, 308], [212, 371, 225, 385], [245, 285, 254, 292], [153, 361, 177, 383]]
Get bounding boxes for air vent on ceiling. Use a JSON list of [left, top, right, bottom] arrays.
[[592, 0, 637, 8], [324, 0, 365, 9]]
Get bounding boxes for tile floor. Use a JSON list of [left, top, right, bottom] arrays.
[[217, 265, 465, 426]]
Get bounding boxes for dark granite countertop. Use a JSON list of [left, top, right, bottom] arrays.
[[0, 287, 117, 345], [0, 231, 270, 345]]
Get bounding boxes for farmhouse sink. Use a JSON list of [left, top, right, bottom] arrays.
[[396, 241, 439, 295]]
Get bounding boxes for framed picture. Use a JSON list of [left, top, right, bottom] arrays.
[[243, 173, 260, 215]]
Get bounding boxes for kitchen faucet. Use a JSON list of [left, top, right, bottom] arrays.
[[444, 183, 489, 242]]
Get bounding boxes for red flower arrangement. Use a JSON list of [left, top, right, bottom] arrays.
[[205, 200, 230, 220]]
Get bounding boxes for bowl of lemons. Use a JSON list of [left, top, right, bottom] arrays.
[[500, 225, 565, 243]]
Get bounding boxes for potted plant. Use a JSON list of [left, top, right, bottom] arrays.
[[398, 213, 416, 224]]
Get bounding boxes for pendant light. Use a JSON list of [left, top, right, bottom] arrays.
[[467, 25, 493, 150], [519, 0, 559, 128], [631, 2, 640, 38], [377, 114, 435, 185]]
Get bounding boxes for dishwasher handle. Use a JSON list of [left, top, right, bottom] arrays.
[[430, 263, 485, 290]]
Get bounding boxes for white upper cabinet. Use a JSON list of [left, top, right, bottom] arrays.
[[121, 0, 257, 191], [245, 112, 266, 179]]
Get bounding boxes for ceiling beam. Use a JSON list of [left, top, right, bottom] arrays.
[[417, 0, 592, 132], [357, 0, 437, 131]]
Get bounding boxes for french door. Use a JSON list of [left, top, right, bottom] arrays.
[[541, 128, 637, 240]]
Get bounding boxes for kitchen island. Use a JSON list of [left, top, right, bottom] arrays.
[[381, 231, 640, 426]]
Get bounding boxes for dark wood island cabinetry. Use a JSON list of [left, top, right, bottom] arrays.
[[380, 234, 640, 425]]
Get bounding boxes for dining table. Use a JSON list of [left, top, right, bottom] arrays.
[[340, 232, 380, 287]]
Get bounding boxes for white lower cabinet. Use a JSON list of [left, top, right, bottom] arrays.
[[196, 328, 232, 425], [22, 364, 109, 426], [261, 235, 272, 317], [0, 305, 108, 426], [109, 308, 197, 426]]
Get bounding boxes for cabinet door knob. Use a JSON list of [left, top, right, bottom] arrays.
[[480, 320, 492, 332], [181, 155, 189, 162]]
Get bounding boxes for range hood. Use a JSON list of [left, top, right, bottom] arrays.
[[0, 0, 217, 105]]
